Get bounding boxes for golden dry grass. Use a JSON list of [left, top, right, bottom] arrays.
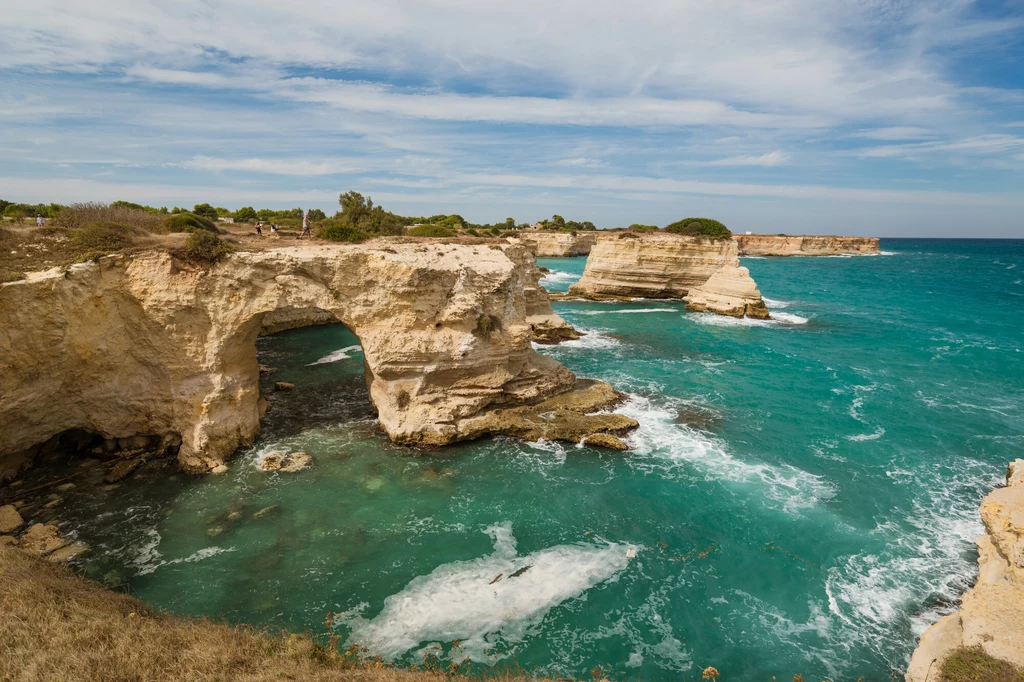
[[0, 546, 456, 682]]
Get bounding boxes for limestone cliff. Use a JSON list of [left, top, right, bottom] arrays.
[[508, 231, 597, 257], [567, 233, 769, 319], [734, 234, 880, 257], [906, 460, 1024, 680], [0, 242, 629, 476]]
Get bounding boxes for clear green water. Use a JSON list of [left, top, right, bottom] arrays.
[[40, 239, 1024, 681]]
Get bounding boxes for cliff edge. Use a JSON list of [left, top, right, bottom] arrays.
[[734, 234, 880, 257], [0, 242, 631, 476], [566, 233, 769, 319], [906, 460, 1024, 680], [508, 231, 597, 257]]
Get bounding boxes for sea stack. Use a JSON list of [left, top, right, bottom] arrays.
[[567, 232, 770, 319]]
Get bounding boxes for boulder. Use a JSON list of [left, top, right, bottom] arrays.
[[18, 523, 67, 555], [104, 458, 143, 483], [274, 382, 296, 392], [279, 452, 312, 472], [47, 541, 89, 562], [584, 433, 629, 451], [0, 504, 24, 534]]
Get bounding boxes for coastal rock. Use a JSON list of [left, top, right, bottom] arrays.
[[0, 242, 609, 473], [259, 451, 312, 472], [104, 458, 143, 483], [508, 231, 597, 257], [733, 234, 880, 257], [906, 460, 1024, 679], [519, 252, 582, 344], [18, 523, 67, 555], [0, 504, 23, 533], [0, 535, 16, 547], [274, 382, 296, 392], [584, 433, 629, 450], [567, 233, 770, 319], [48, 541, 90, 562]]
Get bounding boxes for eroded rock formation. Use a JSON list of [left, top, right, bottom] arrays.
[[906, 460, 1024, 680], [508, 231, 598, 257], [566, 233, 769, 318], [0, 242, 629, 476], [734, 234, 880, 257]]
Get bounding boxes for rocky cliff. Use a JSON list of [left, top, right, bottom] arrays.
[[906, 460, 1024, 680], [508, 231, 598, 257], [566, 233, 769, 319], [733, 234, 880, 256], [0, 242, 631, 476]]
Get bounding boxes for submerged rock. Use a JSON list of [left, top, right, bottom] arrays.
[[259, 451, 311, 473], [0, 504, 24, 534], [252, 505, 278, 520]]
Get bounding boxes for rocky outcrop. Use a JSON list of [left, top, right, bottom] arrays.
[[0, 242, 631, 475], [567, 233, 769, 318], [520, 253, 582, 344], [734, 234, 880, 256], [508, 231, 598, 257], [906, 460, 1024, 680]]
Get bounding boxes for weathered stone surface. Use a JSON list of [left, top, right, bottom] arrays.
[[104, 458, 143, 483], [733, 234, 880, 256], [567, 233, 769, 319], [0, 535, 16, 547], [274, 382, 296, 392], [0, 504, 23, 534], [258, 452, 286, 472], [47, 541, 90, 563], [520, 254, 582, 344], [509, 231, 597, 257], [584, 433, 629, 450], [279, 452, 312, 472], [906, 461, 1024, 680], [18, 523, 67, 555], [0, 242, 607, 472]]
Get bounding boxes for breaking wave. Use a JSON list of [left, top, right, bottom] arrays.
[[685, 311, 809, 327], [307, 345, 362, 365]]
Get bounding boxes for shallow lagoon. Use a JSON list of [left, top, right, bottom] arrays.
[[42, 239, 1024, 680]]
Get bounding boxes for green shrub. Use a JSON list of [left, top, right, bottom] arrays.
[[192, 203, 219, 220], [465, 228, 480, 237], [181, 230, 232, 264], [628, 223, 658, 232], [407, 224, 454, 237], [940, 646, 1024, 682], [663, 217, 732, 240], [167, 213, 218, 233], [488, 226, 501, 237], [71, 222, 138, 252], [234, 206, 258, 222], [318, 224, 368, 243]]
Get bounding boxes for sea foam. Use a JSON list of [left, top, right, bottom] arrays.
[[307, 345, 362, 366]]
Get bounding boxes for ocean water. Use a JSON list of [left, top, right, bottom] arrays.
[[40, 239, 1024, 681]]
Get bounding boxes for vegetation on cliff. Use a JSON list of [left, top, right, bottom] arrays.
[[940, 647, 1024, 682], [663, 218, 733, 240]]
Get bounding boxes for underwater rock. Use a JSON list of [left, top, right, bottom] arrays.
[[252, 505, 278, 520], [211, 464, 229, 474]]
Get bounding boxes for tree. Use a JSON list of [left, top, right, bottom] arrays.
[[193, 203, 219, 220], [335, 190, 403, 235], [663, 217, 732, 240], [551, 214, 565, 228], [505, 217, 516, 229], [234, 206, 258, 222], [307, 208, 326, 221]]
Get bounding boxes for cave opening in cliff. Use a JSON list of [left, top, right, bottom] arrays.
[[254, 307, 375, 440]]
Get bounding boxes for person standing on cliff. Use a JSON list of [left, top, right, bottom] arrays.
[[300, 210, 311, 239]]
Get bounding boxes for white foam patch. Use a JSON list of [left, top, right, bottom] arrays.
[[685, 311, 808, 327], [544, 328, 623, 351], [307, 345, 362, 366], [576, 308, 677, 315], [846, 427, 886, 442], [540, 270, 580, 285], [614, 394, 835, 514], [880, 251, 897, 256], [762, 297, 791, 309], [346, 523, 633, 661]]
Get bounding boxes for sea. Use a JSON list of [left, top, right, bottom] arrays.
[[40, 238, 1024, 681]]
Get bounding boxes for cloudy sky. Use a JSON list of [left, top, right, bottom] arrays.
[[3, 0, 1023, 235]]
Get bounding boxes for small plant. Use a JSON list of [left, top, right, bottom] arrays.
[[318, 224, 368, 243], [180, 230, 232, 264], [167, 212, 218, 233]]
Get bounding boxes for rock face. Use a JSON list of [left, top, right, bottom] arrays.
[[567, 233, 769, 318], [509, 231, 598, 257], [0, 242, 626, 474], [733, 234, 880, 256], [906, 459, 1024, 680]]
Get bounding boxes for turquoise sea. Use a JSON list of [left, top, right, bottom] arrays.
[[38, 239, 1024, 681]]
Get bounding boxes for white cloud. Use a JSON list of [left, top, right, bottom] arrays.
[[853, 126, 935, 140], [857, 134, 1024, 158], [704, 151, 791, 166]]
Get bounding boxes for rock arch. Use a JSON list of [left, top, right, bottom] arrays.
[[1, 242, 609, 476]]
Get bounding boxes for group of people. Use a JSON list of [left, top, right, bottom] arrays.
[[252, 211, 313, 239]]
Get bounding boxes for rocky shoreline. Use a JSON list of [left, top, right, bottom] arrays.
[[734, 234, 880, 257], [906, 459, 1024, 680]]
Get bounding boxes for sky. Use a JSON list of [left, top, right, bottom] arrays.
[[2, 0, 1023, 236]]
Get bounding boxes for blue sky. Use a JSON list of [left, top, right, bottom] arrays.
[[2, 0, 1023, 236]]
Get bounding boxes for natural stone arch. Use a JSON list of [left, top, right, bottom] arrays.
[[1, 242, 595, 476]]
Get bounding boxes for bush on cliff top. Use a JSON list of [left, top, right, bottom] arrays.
[[71, 222, 139, 252], [167, 212, 219, 234], [407, 224, 454, 238], [318, 224, 368, 243], [663, 217, 732, 240], [940, 647, 1024, 682], [179, 230, 233, 264], [628, 223, 658, 232]]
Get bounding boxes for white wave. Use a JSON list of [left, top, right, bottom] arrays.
[[540, 270, 580, 285], [575, 308, 677, 315], [307, 345, 362, 366], [542, 328, 623, 351], [614, 394, 834, 513], [846, 427, 885, 442], [762, 297, 791, 309], [880, 251, 897, 256], [685, 311, 808, 327], [346, 522, 633, 661]]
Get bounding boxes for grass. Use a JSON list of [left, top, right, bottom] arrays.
[[940, 646, 1024, 682], [0, 545, 454, 682]]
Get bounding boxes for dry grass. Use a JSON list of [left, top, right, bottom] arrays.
[[940, 646, 1024, 682], [51, 203, 170, 234], [0, 545, 460, 682]]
